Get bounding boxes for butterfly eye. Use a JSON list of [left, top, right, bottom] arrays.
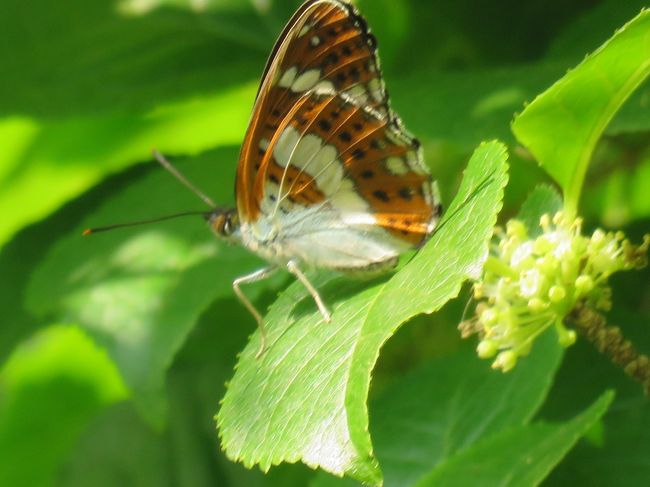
[[223, 216, 233, 235], [222, 212, 240, 237]]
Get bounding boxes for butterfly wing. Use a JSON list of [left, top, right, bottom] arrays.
[[252, 90, 441, 270], [236, 0, 441, 271], [236, 0, 388, 223]]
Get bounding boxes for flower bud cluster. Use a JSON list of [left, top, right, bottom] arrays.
[[460, 211, 649, 372]]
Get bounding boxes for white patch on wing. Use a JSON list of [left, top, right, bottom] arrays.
[[407, 151, 426, 174], [421, 181, 432, 203], [330, 179, 369, 214], [259, 137, 270, 152], [274, 126, 301, 167], [345, 85, 369, 105], [260, 180, 297, 223], [385, 156, 409, 175], [341, 212, 377, 226], [385, 129, 405, 146], [314, 156, 343, 196], [299, 25, 310, 36], [313, 80, 335, 94], [272, 127, 344, 197], [431, 181, 441, 205], [291, 69, 321, 92], [368, 78, 384, 103], [278, 66, 298, 88], [310, 35, 321, 47], [277, 132, 344, 196], [427, 218, 438, 234], [291, 133, 323, 170], [260, 182, 280, 215], [294, 135, 338, 170]]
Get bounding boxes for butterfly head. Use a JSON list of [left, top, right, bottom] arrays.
[[206, 208, 240, 242]]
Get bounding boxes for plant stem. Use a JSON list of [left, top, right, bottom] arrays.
[[567, 302, 650, 395]]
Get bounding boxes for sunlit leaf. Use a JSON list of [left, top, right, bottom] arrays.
[[0, 325, 127, 487], [512, 9, 650, 215], [0, 84, 255, 248], [25, 147, 270, 426], [217, 141, 509, 485]]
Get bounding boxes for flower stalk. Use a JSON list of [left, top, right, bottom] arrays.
[[568, 302, 650, 395]]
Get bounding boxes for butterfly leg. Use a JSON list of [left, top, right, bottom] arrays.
[[286, 260, 332, 323], [233, 266, 278, 358]]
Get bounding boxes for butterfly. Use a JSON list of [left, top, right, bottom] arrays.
[[206, 0, 442, 352], [89, 0, 442, 356]]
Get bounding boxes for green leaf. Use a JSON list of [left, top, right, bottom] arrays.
[[24, 147, 268, 426], [517, 185, 563, 237], [217, 141, 509, 485], [55, 298, 315, 487], [58, 403, 174, 487], [583, 147, 650, 227], [393, 63, 567, 150], [370, 333, 562, 487], [0, 84, 255, 248], [0, 325, 127, 487], [548, 395, 650, 487], [538, 299, 650, 486], [511, 9, 650, 216], [0, 0, 274, 248], [415, 391, 614, 487]]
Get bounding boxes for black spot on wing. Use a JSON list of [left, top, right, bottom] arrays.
[[373, 190, 390, 202]]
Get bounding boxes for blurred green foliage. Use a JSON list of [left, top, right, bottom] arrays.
[[0, 0, 648, 486]]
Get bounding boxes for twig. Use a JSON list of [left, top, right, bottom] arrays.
[[568, 302, 650, 395]]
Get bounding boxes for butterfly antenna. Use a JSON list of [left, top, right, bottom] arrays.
[[83, 211, 212, 236], [152, 149, 216, 208]]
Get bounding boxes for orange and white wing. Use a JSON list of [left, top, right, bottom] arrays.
[[235, 0, 441, 270], [236, 0, 388, 223], [250, 90, 442, 270]]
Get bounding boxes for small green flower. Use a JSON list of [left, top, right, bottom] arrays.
[[460, 211, 649, 372]]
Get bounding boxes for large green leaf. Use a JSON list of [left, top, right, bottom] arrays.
[[217, 141, 509, 485], [0, 325, 127, 487], [539, 297, 650, 486], [369, 334, 562, 487], [0, 0, 270, 248], [512, 9, 650, 215], [415, 392, 614, 487], [546, 381, 650, 487], [25, 147, 271, 426], [0, 84, 255, 248], [357, 185, 564, 487], [54, 298, 315, 487]]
